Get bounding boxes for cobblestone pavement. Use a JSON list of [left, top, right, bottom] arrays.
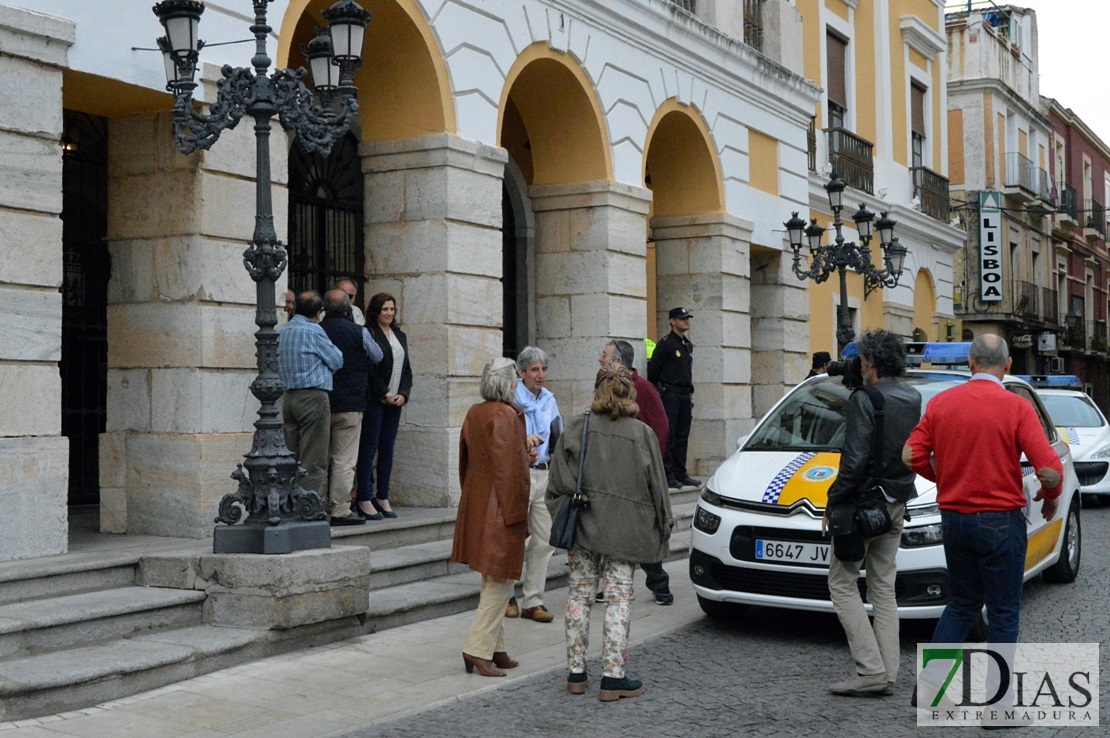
[[337, 503, 1110, 738]]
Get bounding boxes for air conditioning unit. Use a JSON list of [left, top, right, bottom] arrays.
[[1048, 357, 1065, 374], [1038, 333, 1058, 353]]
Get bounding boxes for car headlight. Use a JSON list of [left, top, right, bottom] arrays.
[[700, 488, 723, 507], [694, 505, 721, 534], [901, 523, 943, 548], [907, 502, 940, 517], [1088, 444, 1110, 459]]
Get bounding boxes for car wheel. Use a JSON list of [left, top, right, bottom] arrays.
[[1042, 497, 1081, 584], [697, 594, 742, 620]]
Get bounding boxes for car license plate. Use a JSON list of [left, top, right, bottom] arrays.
[[755, 539, 830, 564]]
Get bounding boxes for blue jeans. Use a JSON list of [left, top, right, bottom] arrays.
[[356, 401, 402, 501], [932, 509, 1027, 644]]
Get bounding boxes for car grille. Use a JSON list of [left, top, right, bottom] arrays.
[[1073, 461, 1108, 487], [710, 562, 862, 601]]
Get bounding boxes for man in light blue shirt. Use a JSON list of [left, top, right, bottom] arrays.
[[505, 346, 562, 623], [278, 291, 343, 507]]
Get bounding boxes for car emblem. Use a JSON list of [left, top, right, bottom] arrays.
[[802, 466, 837, 482]]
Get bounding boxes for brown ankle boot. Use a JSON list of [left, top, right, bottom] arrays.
[[492, 651, 518, 669]]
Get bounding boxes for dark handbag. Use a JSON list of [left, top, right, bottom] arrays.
[[827, 502, 864, 561], [853, 384, 893, 539], [549, 412, 591, 550], [856, 502, 892, 538]]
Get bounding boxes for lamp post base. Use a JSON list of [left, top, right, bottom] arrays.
[[213, 520, 331, 554]]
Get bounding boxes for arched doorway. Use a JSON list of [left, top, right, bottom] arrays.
[[287, 133, 364, 299], [60, 111, 110, 507], [912, 268, 937, 342]]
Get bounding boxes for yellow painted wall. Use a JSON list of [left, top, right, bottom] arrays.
[[854, 1, 877, 146], [825, 0, 849, 22], [748, 129, 779, 196], [500, 47, 612, 185], [913, 269, 937, 339], [279, 0, 455, 139], [908, 48, 928, 71], [798, 0, 822, 127], [644, 102, 725, 215], [63, 70, 172, 118], [948, 109, 965, 185]]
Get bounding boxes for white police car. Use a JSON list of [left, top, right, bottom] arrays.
[[690, 354, 1082, 624], [1026, 375, 1110, 504]]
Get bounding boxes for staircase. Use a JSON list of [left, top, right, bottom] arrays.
[[0, 487, 698, 720]]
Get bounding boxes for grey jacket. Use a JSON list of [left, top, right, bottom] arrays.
[[826, 377, 922, 507], [546, 413, 674, 563]]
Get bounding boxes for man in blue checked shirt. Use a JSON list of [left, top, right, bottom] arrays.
[[278, 291, 344, 512]]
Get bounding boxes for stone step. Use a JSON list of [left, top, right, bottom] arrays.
[[0, 624, 271, 722], [0, 553, 139, 607], [0, 586, 207, 660]]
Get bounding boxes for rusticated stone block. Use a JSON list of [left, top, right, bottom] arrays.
[[0, 365, 60, 437], [0, 288, 60, 361], [389, 426, 459, 507], [107, 303, 257, 370], [0, 133, 63, 215], [0, 209, 62, 287], [139, 546, 371, 630], [0, 436, 68, 562]]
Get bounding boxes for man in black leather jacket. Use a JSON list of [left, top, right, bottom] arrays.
[[822, 330, 922, 697]]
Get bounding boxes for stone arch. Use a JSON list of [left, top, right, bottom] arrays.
[[913, 268, 938, 341], [277, 0, 456, 140], [643, 99, 725, 217], [498, 43, 613, 185]]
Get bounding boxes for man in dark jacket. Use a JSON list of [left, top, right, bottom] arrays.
[[319, 289, 382, 525], [648, 306, 698, 489], [600, 339, 674, 606], [822, 330, 921, 697]]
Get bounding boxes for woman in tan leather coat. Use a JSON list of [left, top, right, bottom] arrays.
[[451, 357, 532, 677]]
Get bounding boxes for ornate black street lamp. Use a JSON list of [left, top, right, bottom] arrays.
[[784, 174, 907, 353], [153, 0, 371, 554]]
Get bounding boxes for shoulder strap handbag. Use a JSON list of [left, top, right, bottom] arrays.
[[549, 412, 591, 550], [854, 384, 893, 538]]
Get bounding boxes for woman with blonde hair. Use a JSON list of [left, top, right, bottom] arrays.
[[546, 365, 673, 701], [451, 357, 532, 677]]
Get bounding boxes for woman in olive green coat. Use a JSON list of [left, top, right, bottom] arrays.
[[546, 366, 673, 701]]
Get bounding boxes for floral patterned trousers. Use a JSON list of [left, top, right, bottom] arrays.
[[564, 546, 634, 678]]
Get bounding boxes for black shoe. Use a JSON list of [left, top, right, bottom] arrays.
[[594, 591, 605, 603], [371, 498, 399, 519], [680, 477, 702, 487], [653, 591, 674, 606], [667, 479, 682, 490], [355, 503, 383, 521], [330, 515, 365, 526], [567, 671, 588, 695]]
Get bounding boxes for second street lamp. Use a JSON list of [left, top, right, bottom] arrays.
[[784, 173, 906, 354]]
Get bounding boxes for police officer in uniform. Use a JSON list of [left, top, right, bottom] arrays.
[[648, 307, 700, 490]]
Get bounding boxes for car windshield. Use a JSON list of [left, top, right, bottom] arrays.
[[1039, 394, 1105, 428], [743, 373, 966, 452]]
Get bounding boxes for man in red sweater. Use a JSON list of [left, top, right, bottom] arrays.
[[902, 334, 1062, 648], [600, 339, 673, 605]]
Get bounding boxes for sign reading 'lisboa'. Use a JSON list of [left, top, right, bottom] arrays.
[[979, 191, 1003, 302]]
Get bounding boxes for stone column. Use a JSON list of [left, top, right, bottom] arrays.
[[100, 112, 288, 538], [652, 214, 753, 474], [750, 248, 809, 419], [528, 181, 653, 414], [0, 8, 74, 561], [360, 134, 507, 508]]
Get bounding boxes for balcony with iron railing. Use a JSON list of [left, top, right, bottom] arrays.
[[1057, 184, 1078, 227], [743, 0, 762, 51], [911, 166, 950, 222], [1003, 152, 1037, 202], [1083, 198, 1106, 240], [1042, 287, 1058, 324], [826, 127, 874, 194], [1013, 280, 1039, 319]]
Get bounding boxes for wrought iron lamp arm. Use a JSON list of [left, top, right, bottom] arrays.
[[271, 68, 357, 157], [169, 65, 256, 155]]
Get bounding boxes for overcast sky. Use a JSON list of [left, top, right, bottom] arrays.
[[999, 0, 1110, 143]]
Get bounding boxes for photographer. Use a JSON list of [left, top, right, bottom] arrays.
[[821, 330, 921, 697]]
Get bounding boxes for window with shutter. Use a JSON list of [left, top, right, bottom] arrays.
[[911, 82, 926, 168], [826, 31, 848, 127]]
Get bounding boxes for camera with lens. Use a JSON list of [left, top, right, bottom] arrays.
[[827, 355, 864, 390]]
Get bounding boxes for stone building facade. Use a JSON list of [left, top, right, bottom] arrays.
[[0, 0, 956, 562]]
